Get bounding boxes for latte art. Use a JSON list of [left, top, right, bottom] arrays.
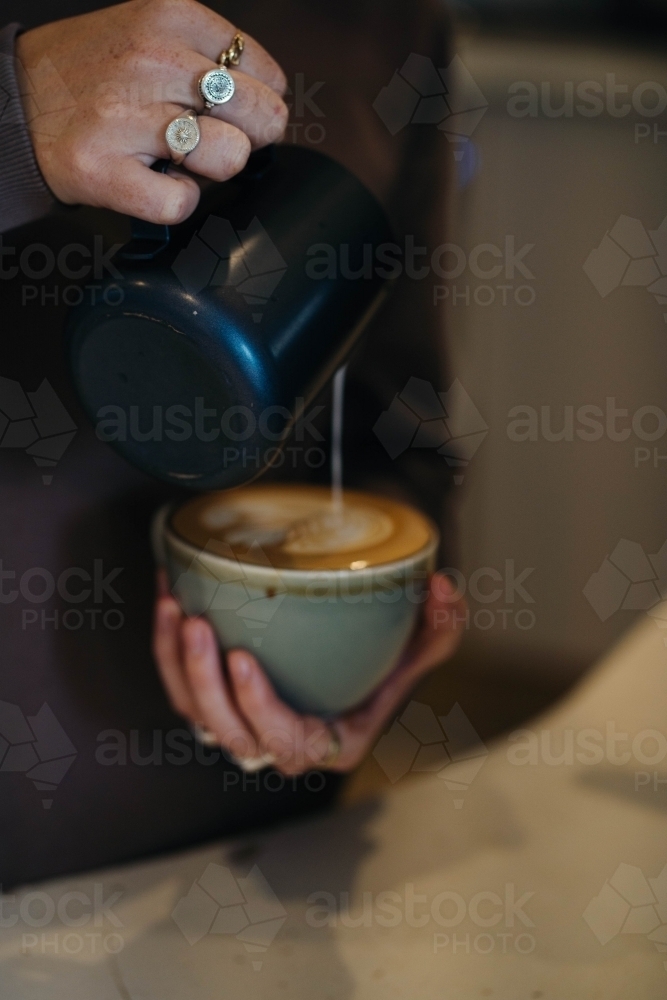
[[283, 508, 394, 556], [171, 484, 435, 571]]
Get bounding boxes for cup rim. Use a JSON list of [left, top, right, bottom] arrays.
[[161, 503, 439, 583]]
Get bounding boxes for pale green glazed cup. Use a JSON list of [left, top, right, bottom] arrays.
[[152, 503, 438, 716]]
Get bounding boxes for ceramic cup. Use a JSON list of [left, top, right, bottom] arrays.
[[152, 502, 438, 716]]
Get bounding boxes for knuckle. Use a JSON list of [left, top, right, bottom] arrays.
[[116, 37, 172, 80], [141, 0, 190, 21], [157, 185, 194, 224], [268, 63, 288, 97], [269, 97, 289, 135], [116, 47, 143, 78], [270, 94, 289, 132]]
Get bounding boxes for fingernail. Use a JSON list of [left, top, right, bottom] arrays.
[[193, 722, 219, 747], [236, 754, 274, 773], [187, 621, 207, 656], [231, 652, 252, 682], [435, 573, 459, 602]]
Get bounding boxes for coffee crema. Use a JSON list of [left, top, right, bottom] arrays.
[[170, 484, 436, 571]]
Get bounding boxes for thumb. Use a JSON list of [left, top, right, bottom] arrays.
[[101, 156, 201, 224]]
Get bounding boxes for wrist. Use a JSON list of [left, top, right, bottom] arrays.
[[0, 23, 55, 231], [14, 27, 72, 204]]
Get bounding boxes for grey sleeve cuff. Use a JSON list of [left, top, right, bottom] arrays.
[[0, 23, 55, 233]]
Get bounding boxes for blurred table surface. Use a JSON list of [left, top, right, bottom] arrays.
[[2, 614, 666, 999]]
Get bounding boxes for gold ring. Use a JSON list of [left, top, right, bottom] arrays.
[[219, 33, 245, 69], [319, 724, 341, 769]]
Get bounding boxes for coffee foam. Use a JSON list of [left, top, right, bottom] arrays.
[[170, 484, 436, 571]]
